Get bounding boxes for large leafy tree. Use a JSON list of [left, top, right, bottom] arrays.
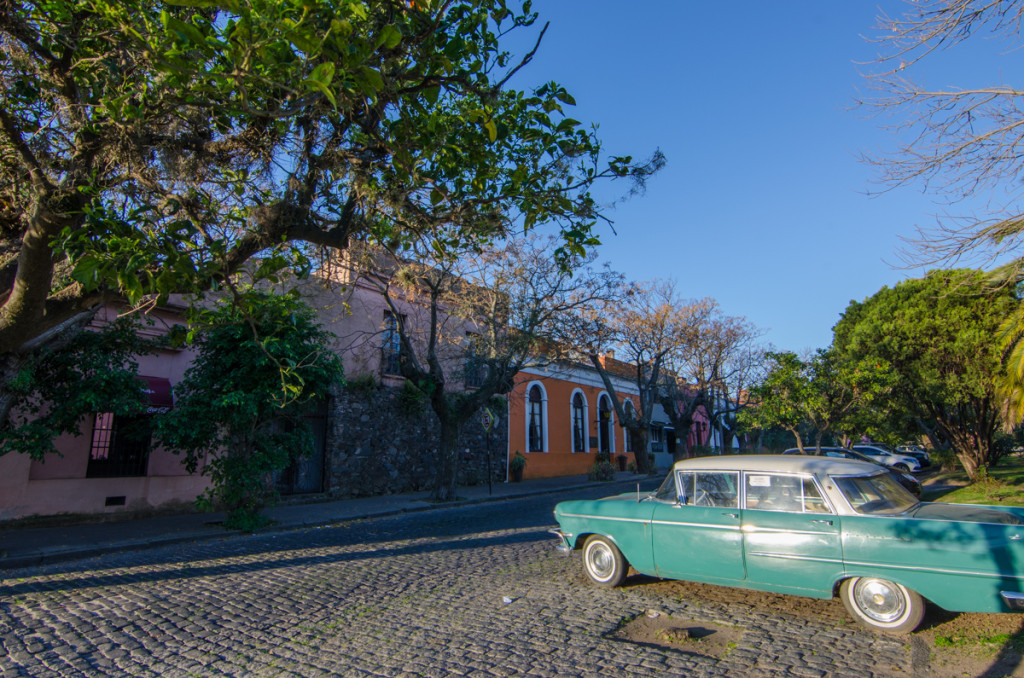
[[155, 290, 342, 530], [743, 350, 893, 453], [0, 316, 152, 459], [833, 269, 1016, 479], [0, 0, 657, 444], [863, 1, 1024, 394]]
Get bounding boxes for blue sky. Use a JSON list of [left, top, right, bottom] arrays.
[[507, 2, 1018, 354]]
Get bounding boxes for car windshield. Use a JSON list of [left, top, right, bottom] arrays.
[[653, 472, 678, 503], [833, 473, 919, 515]]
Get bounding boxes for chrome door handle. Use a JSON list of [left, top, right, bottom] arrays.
[[1011, 534, 1023, 541], [723, 513, 739, 519], [811, 519, 833, 525]]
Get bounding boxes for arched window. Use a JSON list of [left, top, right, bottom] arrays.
[[572, 393, 586, 453], [528, 384, 546, 452], [623, 400, 635, 453]]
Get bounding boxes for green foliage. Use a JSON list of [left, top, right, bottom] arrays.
[[155, 291, 342, 530], [588, 459, 616, 481], [743, 349, 893, 449], [689, 445, 715, 458], [396, 379, 426, 417], [509, 451, 527, 472], [346, 373, 379, 397], [928, 447, 960, 472], [833, 269, 1016, 478], [1, 0, 660, 369], [0, 318, 153, 459]]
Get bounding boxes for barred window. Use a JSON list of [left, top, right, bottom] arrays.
[[528, 385, 546, 452], [382, 313, 403, 376], [464, 334, 486, 388], [572, 393, 586, 453], [87, 413, 153, 478]]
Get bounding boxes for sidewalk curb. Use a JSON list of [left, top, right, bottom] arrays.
[[1, 476, 653, 571]]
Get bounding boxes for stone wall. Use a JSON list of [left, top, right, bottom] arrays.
[[326, 382, 509, 498]]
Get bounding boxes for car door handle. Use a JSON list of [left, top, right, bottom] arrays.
[[723, 513, 739, 519], [811, 519, 833, 525], [1011, 534, 1023, 541]]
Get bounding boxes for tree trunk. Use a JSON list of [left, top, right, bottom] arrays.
[[433, 416, 461, 502], [721, 427, 735, 454], [665, 430, 678, 460], [673, 426, 693, 462], [628, 427, 649, 472], [790, 427, 805, 453], [625, 425, 649, 474]]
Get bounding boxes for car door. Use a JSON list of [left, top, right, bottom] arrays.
[[742, 472, 844, 595], [651, 470, 745, 583]]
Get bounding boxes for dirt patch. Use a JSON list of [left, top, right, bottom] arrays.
[[631, 576, 1024, 676], [608, 609, 744, 659], [915, 608, 1024, 677]]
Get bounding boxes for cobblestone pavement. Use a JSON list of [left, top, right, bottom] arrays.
[[0, 485, 934, 677]]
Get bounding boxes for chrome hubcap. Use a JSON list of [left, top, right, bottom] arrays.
[[588, 544, 613, 578], [854, 578, 906, 623]]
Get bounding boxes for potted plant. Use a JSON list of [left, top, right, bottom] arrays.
[[510, 451, 527, 482]]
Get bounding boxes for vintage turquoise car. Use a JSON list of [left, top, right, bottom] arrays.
[[552, 455, 1024, 633]]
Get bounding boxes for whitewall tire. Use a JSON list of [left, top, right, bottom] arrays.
[[582, 535, 628, 587]]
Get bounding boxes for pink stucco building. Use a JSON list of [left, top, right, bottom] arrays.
[[0, 304, 207, 520]]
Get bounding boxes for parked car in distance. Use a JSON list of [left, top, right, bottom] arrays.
[[896, 444, 932, 469], [782, 447, 921, 497], [552, 455, 1024, 634], [852, 444, 922, 473]]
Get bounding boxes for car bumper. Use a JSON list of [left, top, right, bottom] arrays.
[[1002, 592, 1024, 611], [549, 529, 573, 554]]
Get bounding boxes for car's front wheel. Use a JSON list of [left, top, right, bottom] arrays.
[[840, 577, 925, 633], [893, 463, 910, 472], [582, 535, 628, 587]]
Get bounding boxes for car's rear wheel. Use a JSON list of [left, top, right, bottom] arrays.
[[582, 535, 627, 587], [840, 577, 925, 633]]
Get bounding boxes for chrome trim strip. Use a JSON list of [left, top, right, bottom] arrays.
[[557, 512, 649, 525], [741, 525, 836, 536], [845, 559, 1024, 582], [650, 520, 739, 531], [746, 551, 844, 565]]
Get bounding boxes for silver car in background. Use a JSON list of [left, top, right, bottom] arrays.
[[852, 444, 922, 473]]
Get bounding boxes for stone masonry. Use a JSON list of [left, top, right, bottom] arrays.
[[325, 381, 509, 498]]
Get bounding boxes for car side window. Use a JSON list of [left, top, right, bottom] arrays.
[[801, 478, 830, 513], [679, 471, 739, 508], [745, 474, 831, 514]]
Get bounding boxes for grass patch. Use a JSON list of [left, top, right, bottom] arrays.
[[935, 631, 1024, 652], [924, 455, 1024, 506]]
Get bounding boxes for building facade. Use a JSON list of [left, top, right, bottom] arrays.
[[0, 304, 207, 520]]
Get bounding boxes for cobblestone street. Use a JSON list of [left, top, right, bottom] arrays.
[[0, 486, 971, 676]]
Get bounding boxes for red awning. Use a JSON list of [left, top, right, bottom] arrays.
[[139, 376, 174, 412]]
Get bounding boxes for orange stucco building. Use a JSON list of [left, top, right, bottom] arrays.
[[507, 357, 641, 480]]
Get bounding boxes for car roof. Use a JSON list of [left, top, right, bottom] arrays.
[[671, 454, 878, 477], [783, 447, 847, 453]]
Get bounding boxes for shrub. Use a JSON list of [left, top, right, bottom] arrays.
[[589, 460, 617, 481], [347, 373, 378, 396], [929, 447, 959, 472], [510, 451, 527, 472], [397, 379, 426, 417]]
